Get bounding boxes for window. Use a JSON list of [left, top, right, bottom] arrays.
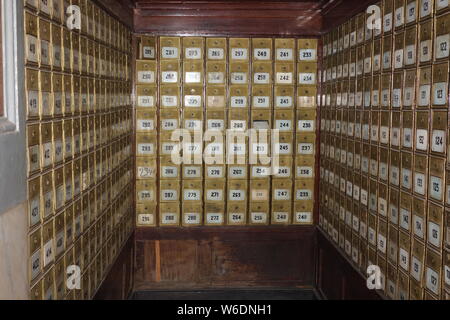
[[0, 0, 20, 132], [0, 0, 27, 214]]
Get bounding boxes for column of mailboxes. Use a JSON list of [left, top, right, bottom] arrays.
[[319, 0, 450, 300], [135, 36, 318, 226], [24, 0, 133, 300]]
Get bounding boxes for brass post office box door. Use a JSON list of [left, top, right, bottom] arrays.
[[419, 0, 433, 20], [182, 202, 203, 226], [252, 85, 272, 109], [382, 35, 393, 71], [136, 158, 157, 180], [252, 38, 272, 61], [432, 62, 449, 106], [271, 201, 292, 225], [160, 37, 181, 60], [206, 86, 226, 109], [137, 203, 157, 227], [136, 85, 157, 108], [140, 36, 156, 60], [160, 109, 180, 133], [275, 63, 294, 85], [136, 180, 156, 204], [275, 38, 295, 62], [159, 203, 180, 226], [136, 110, 156, 133], [415, 111, 429, 152], [206, 109, 226, 131], [205, 179, 225, 202], [160, 180, 180, 202], [229, 38, 250, 61], [252, 61, 272, 85], [183, 37, 204, 60], [431, 111, 447, 155], [298, 39, 317, 62], [428, 203, 444, 249], [402, 111, 414, 149], [394, 30, 405, 69], [159, 85, 180, 108], [298, 62, 317, 85], [394, 0, 405, 29], [419, 19, 433, 64], [298, 87, 316, 109], [160, 60, 181, 84], [249, 202, 269, 225], [183, 61, 203, 84], [206, 38, 227, 60], [136, 133, 157, 157], [136, 60, 156, 84], [400, 192, 412, 232], [405, 0, 418, 25], [25, 12, 39, 65], [227, 202, 247, 225], [205, 203, 225, 226], [229, 62, 249, 84], [206, 61, 226, 85]]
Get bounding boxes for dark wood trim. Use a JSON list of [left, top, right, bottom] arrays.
[[133, 1, 323, 36], [136, 225, 316, 240]]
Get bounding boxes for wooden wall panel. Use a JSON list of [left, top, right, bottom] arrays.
[[134, 226, 317, 290]]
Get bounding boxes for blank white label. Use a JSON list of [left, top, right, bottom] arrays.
[[185, 72, 201, 83]]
